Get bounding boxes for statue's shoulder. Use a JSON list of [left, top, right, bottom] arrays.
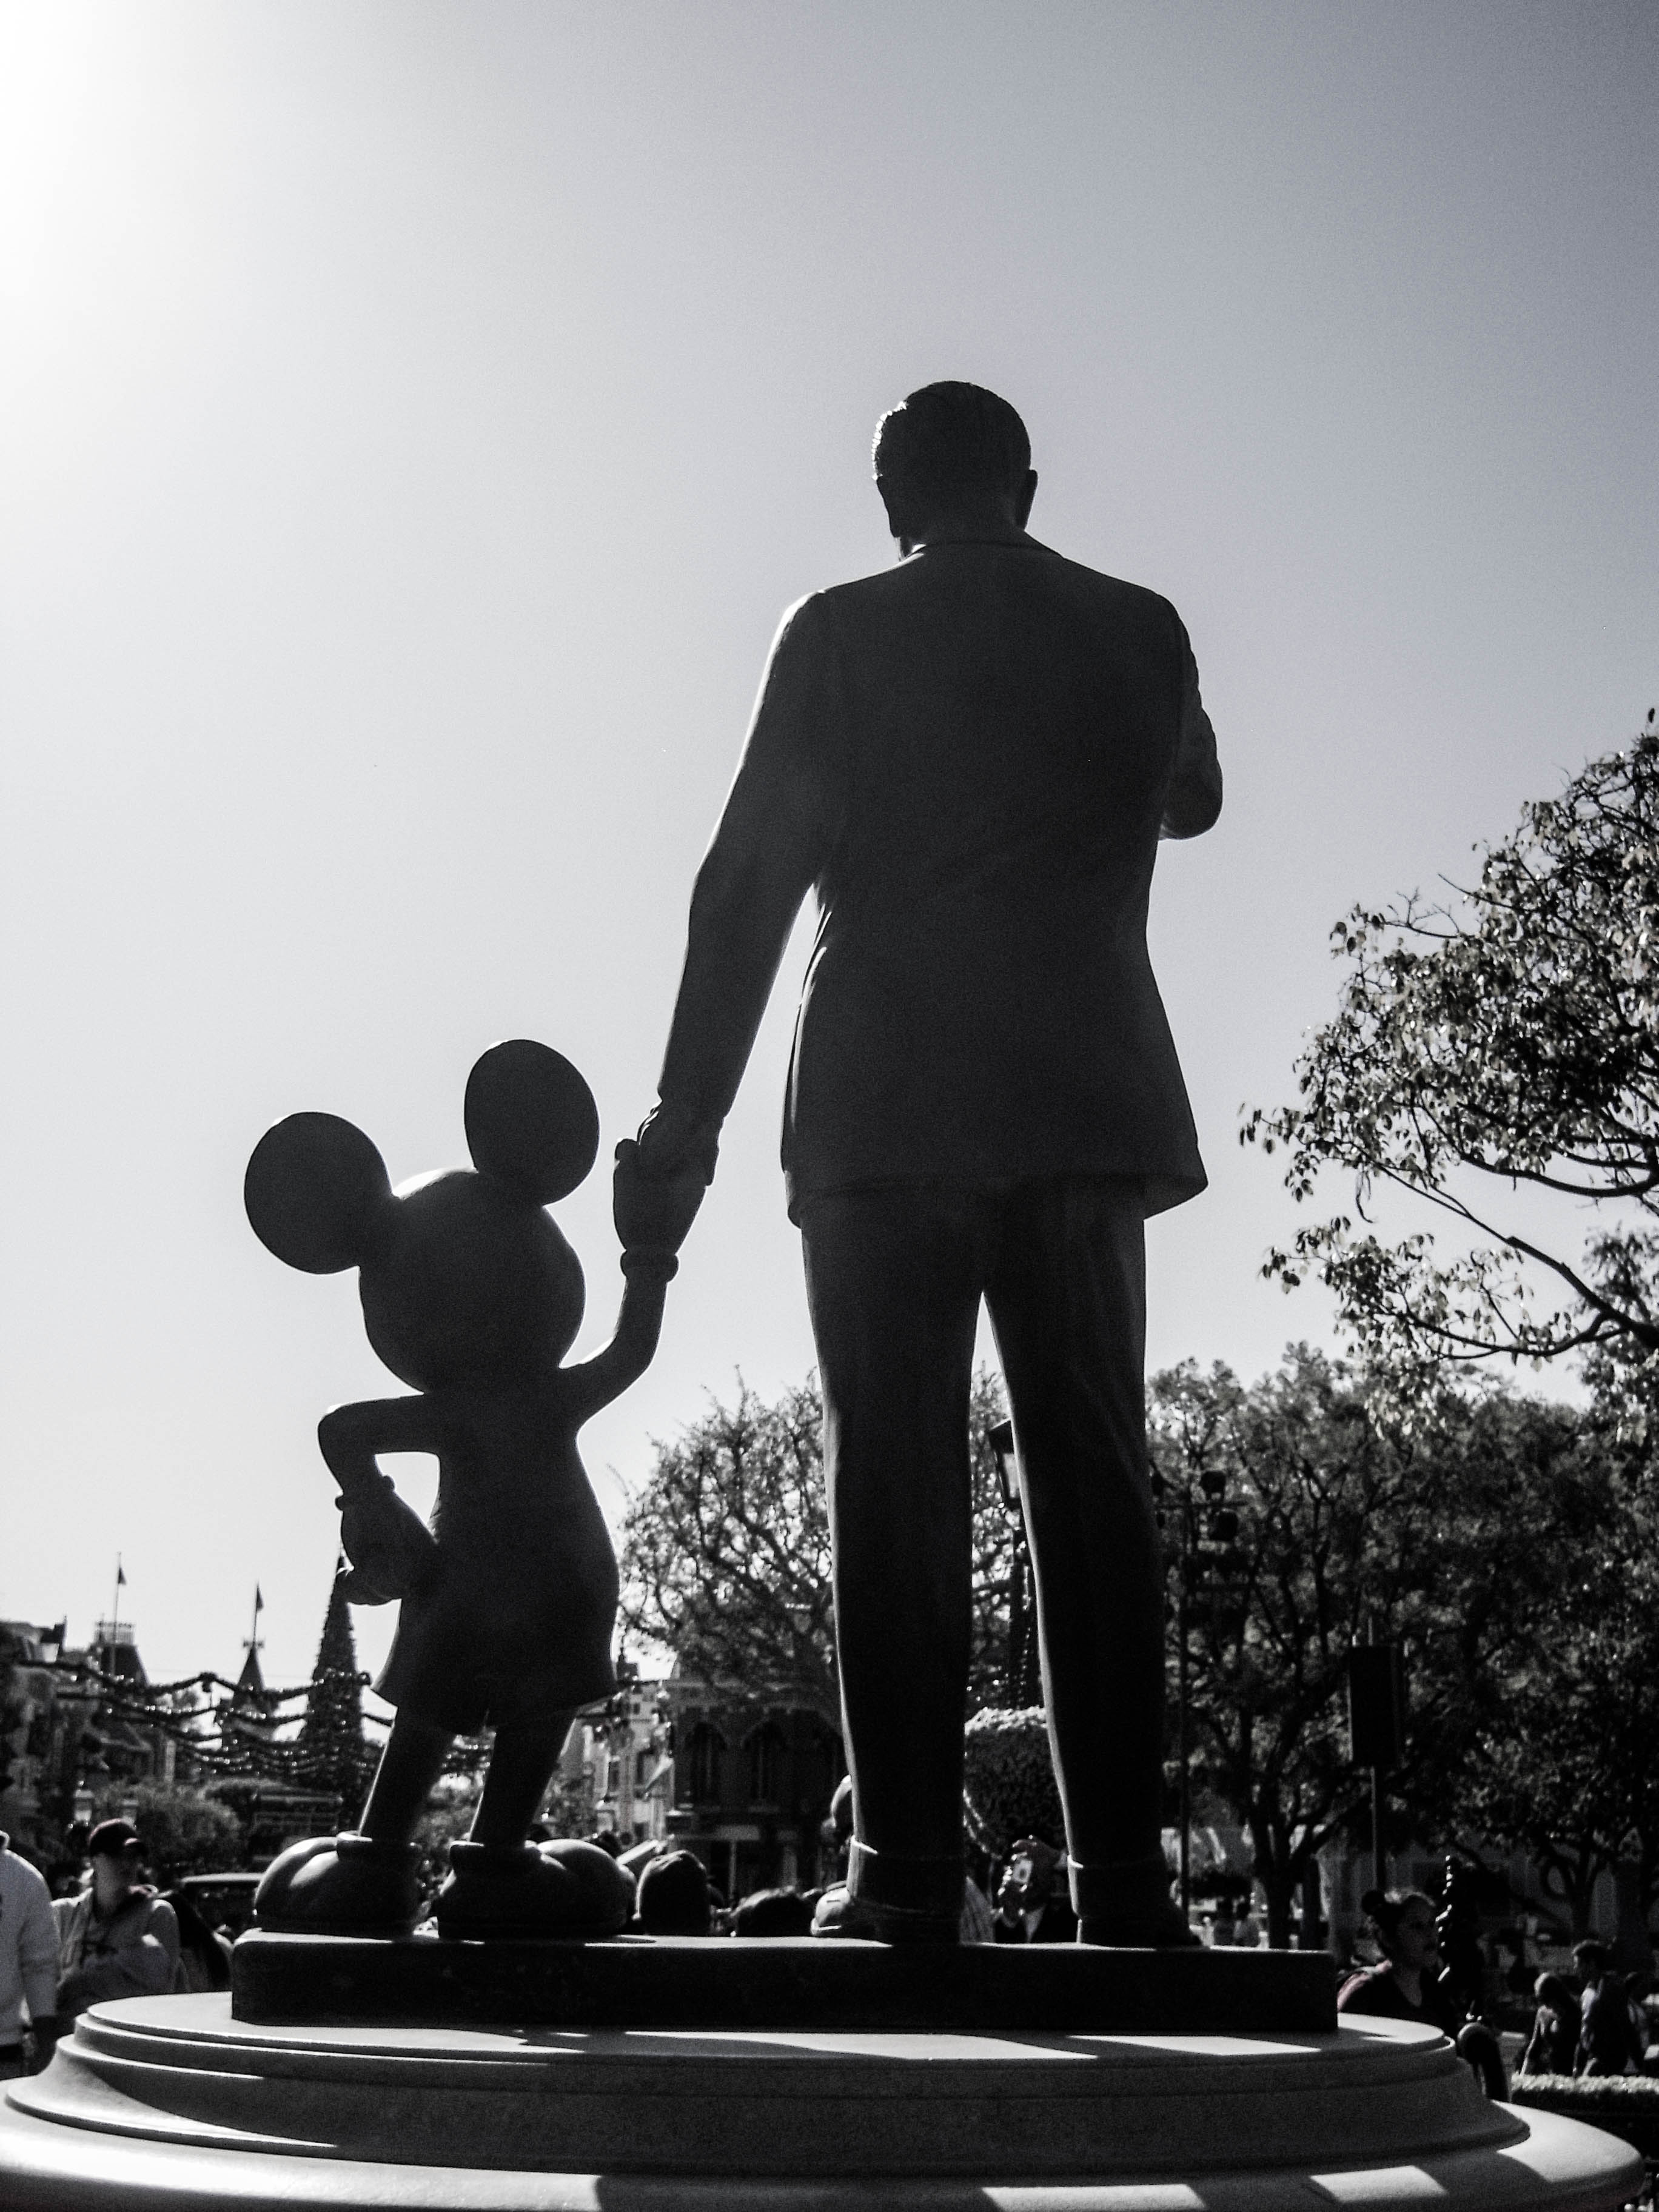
[[1042, 549, 1184, 628]]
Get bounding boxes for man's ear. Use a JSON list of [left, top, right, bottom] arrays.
[[1014, 469, 1038, 529], [875, 473, 914, 545]]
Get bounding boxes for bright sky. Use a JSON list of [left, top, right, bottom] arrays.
[[2, 2, 1654, 1695]]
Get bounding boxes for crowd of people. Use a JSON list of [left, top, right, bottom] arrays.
[[611, 1784, 1088, 1945], [10, 1812, 1655, 2095], [0, 1820, 230, 2079], [1520, 1942, 1652, 2080], [1337, 1885, 1658, 2091]]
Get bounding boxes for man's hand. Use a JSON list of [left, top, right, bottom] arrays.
[[613, 1139, 709, 1265], [613, 1101, 720, 1265], [337, 1477, 439, 1604]]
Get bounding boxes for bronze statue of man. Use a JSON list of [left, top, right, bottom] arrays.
[[632, 381, 1221, 1944]]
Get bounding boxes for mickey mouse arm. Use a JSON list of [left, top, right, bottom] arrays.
[[318, 1396, 443, 1495], [561, 1256, 674, 1424], [318, 1397, 444, 1602]]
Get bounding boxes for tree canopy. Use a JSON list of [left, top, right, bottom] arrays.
[[92, 1780, 243, 1881], [1148, 1350, 1597, 1945], [618, 1355, 1659, 1949], [618, 1370, 1023, 1724], [1245, 720, 1659, 1388], [1442, 1412, 1659, 1934]]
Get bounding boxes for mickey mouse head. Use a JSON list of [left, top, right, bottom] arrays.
[[245, 1041, 600, 1392]]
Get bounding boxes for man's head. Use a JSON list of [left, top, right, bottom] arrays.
[[635, 1848, 712, 1936], [86, 1818, 144, 1911], [732, 1885, 813, 1937], [873, 382, 1036, 546], [1573, 1939, 1611, 1984]]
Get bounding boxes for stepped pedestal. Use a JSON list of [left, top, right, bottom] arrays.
[[0, 1941, 1641, 2210]]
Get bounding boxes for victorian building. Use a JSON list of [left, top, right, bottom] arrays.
[[661, 1661, 843, 1901]]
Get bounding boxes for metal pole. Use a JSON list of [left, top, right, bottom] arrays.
[[1177, 1584, 1191, 1920], [1371, 1765, 1386, 1895], [1008, 1548, 1025, 1706]]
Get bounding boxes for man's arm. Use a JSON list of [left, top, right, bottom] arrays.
[[1160, 627, 1223, 840], [56, 1903, 181, 2012], [19, 1875, 60, 2069], [638, 600, 836, 1181]]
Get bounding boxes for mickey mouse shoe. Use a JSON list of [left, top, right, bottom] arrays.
[[254, 1833, 421, 1936], [435, 1838, 632, 1940]]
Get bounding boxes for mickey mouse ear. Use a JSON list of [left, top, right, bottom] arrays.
[[464, 1040, 598, 1204], [244, 1113, 394, 1273]]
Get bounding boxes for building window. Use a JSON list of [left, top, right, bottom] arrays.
[[746, 1723, 786, 1808], [686, 1722, 724, 1804]]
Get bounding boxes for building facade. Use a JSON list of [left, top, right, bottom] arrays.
[[662, 1664, 844, 1902]]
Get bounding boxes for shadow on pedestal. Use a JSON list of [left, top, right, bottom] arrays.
[[232, 1929, 1337, 2033]]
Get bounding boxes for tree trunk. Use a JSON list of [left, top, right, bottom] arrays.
[[1249, 1806, 1295, 1949], [1262, 1869, 1295, 1950], [1612, 1860, 1652, 1974], [1543, 1846, 1606, 1940], [1301, 1854, 1325, 1951]]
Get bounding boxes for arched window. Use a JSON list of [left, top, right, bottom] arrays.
[[746, 1722, 787, 1808], [686, 1722, 724, 1804]]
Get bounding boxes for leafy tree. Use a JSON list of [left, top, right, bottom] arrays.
[[0, 1629, 25, 1805], [1149, 1350, 1579, 1947], [618, 1370, 1019, 1724], [92, 1781, 244, 1880], [1444, 1421, 1659, 1937], [1245, 721, 1659, 1390]]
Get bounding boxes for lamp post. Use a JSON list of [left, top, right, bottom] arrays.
[[988, 1421, 1041, 1708], [1153, 1464, 1247, 1922], [1347, 1631, 1406, 1893]]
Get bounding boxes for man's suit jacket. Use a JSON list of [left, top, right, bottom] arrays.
[[658, 533, 1222, 1219]]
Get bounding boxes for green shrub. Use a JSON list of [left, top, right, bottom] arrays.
[[1509, 2073, 1659, 2160], [963, 1706, 1062, 1855]]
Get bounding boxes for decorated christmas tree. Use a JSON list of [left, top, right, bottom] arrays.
[[297, 1563, 374, 1816]]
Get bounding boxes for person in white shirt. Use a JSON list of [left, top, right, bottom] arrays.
[[0, 1831, 59, 2077]]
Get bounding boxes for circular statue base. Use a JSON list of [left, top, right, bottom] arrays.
[[0, 1993, 1641, 2211]]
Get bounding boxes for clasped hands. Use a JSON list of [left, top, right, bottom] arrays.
[[611, 1098, 719, 1277]]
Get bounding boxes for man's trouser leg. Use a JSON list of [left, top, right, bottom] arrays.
[[801, 1186, 984, 1919], [984, 1176, 1171, 1934]]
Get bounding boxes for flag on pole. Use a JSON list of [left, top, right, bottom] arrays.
[[115, 1563, 127, 1586], [253, 1586, 264, 1612]]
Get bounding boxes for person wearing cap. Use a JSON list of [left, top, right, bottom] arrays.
[[0, 1831, 59, 2077], [52, 1819, 183, 2019]]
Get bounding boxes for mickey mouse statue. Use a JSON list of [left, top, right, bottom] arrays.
[[244, 1039, 705, 1940]]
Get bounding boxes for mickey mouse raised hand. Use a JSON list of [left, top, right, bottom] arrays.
[[244, 1041, 683, 1940]]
